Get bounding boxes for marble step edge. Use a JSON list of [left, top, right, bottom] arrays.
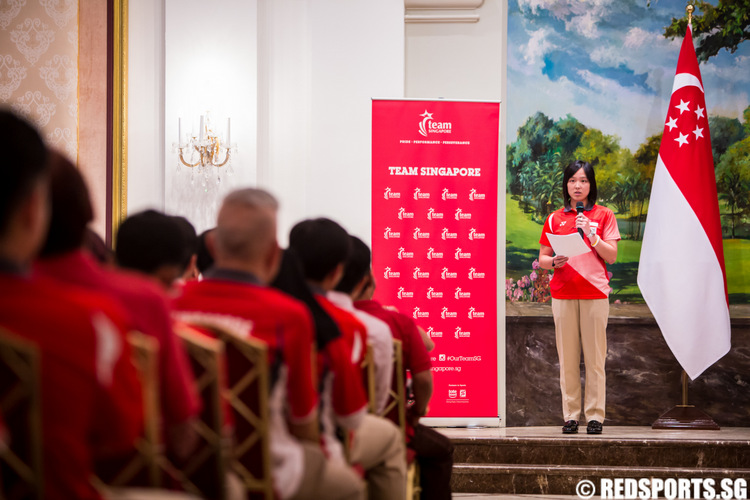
[[449, 436, 750, 447], [453, 463, 750, 477]]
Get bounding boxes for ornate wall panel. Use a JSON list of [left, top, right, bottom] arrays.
[[1, 0, 79, 160]]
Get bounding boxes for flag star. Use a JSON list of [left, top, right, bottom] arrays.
[[674, 132, 690, 147], [694, 105, 705, 119], [665, 116, 678, 131], [693, 126, 704, 139], [675, 100, 691, 114]]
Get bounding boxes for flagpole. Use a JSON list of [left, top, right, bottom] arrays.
[[638, 1, 731, 430]]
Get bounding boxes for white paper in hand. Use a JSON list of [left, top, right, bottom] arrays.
[[545, 232, 591, 258]]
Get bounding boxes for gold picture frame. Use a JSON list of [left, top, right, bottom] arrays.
[[110, 0, 128, 245]]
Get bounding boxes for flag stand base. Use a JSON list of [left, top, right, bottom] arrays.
[[652, 405, 720, 430]]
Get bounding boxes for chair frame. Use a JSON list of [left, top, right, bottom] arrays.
[[172, 324, 228, 499], [0, 328, 43, 500], [185, 321, 274, 500]]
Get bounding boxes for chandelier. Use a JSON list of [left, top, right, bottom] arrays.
[[173, 113, 236, 189]]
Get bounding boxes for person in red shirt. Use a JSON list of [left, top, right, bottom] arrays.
[[349, 238, 455, 500], [538, 160, 620, 435], [34, 151, 201, 460], [0, 110, 142, 500], [289, 218, 407, 500], [173, 188, 364, 500]]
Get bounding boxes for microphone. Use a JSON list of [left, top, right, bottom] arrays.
[[576, 202, 585, 239]]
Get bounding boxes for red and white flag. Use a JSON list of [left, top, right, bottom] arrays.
[[637, 23, 731, 380]]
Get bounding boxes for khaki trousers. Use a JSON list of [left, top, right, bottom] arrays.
[[350, 414, 407, 500], [551, 298, 609, 423], [290, 442, 365, 500]]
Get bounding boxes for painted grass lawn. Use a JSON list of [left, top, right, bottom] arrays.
[[505, 194, 750, 303]]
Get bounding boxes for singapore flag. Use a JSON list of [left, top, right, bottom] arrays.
[[638, 23, 730, 380]]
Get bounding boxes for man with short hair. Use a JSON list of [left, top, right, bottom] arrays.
[[0, 110, 142, 500], [290, 218, 407, 500], [173, 189, 364, 500], [115, 209, 197, 290]]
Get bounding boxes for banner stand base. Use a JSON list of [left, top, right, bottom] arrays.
[[651, 405, 720, 430], [421, 417, 501, 428]]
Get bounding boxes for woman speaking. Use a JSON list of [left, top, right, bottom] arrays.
[[538, 160, 620, 435]]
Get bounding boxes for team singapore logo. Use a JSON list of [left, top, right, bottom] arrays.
[[441, 267, 458, 280], [426, 287, 444, 299], [384, 187, 401, 200], [384, 227, 401, 239], [427, 247, 444, 260], [427, 327, 443, 338], [427, 208, 444, 220], [468, 188, 486, 201], [383, 267, 400, 280], [455, 248, 472, 260], [398, 207, 414, 220], [418, 110, 452, 137], [413, 227, 430, 240], [413, 187, 430, 200], [397, 287, 414, 299], [413, 306, 430, 319], [441, 307, 458, 319], [442, 188, 458, 200], [468, 267, 486, 280], [442, 228, 458, 240], [455, 208, 472, 220], [455, 287, 471, 299], [454, 326, 471, 338], [468, 228, 486, 240], [413, 267, 430, 279], [397, 247, 414, 259], [468, 307, 485, 319]]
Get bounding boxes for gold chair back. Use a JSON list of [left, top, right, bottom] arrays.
[[379, 339, 406, 441], [0, 328, 43, 500], [360, 344, 377, 414], [186, 322, 274, 500], [173, 323, 227, 499], [95, 331, 163, 488]]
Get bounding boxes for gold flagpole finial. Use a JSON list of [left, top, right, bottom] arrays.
[[686, 4, 694, 25]]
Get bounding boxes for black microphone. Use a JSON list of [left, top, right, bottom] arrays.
[[576, 202, 585, 239]]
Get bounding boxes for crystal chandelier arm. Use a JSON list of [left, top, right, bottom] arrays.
[[177, 145, 202, 168]]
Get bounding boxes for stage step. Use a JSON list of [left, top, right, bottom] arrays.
[[444, 427, 750, 495]]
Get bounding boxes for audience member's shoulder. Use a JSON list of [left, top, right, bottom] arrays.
[[260, 285, 313, 318]]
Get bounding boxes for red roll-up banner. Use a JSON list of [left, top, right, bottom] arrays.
[[371, 99, 499, 418]]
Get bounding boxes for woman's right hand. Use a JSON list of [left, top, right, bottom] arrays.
[[551, 255, 568, 269]]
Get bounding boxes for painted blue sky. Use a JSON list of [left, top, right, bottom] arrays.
[[507, 0, 750, 151]]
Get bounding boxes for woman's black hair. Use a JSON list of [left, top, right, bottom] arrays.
[[562, 160, 597, 209]]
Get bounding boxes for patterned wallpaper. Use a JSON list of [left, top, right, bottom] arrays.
[[0, 0, 79, 160]]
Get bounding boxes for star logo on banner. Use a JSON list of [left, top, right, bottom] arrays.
[[674, 132, 690, 147], [675, 99, 691, 114], [419, 110, 433, 120]]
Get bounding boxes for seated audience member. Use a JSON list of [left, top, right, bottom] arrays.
[[329, 236, 393, 413], [34, 151, 201, 461], [195, 227, 216, 276], [352, 244, 455, 500], [173, 188, 364, 500], [289, 218, 407, 500], [174, 216, 200, 282], [115, 209, 197, 290], [0, 110, 142, 500]]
